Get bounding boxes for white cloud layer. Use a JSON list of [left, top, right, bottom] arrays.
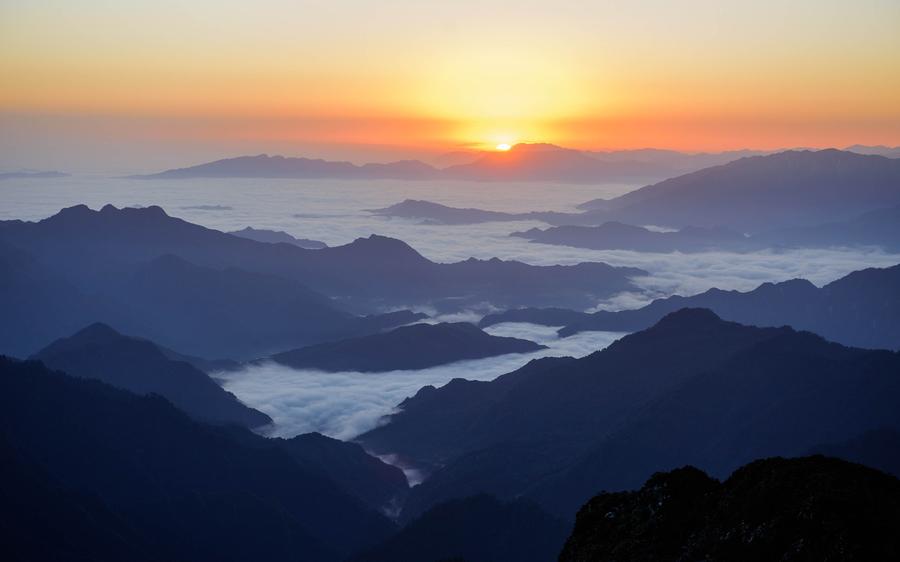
[[217, 324, 625, 441]]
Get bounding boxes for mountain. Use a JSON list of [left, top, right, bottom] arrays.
[[559, 456, 900, 562], [442, 143, 755, 184], [584, 147, 766, 176], [577, 149, 900, 231], [271, 322, 545, 372], [810, 428, 900, 478], [557, 263, 900, 350], [108, 254, 360, 359], [0, 240, 110, 359], [359, 309, 900, 521], [0, 356, 395, 561], [274, 432, 409, 514], [33, 323, 271, 428], [0, 236, 383, 359], [348, 495, 569, 562], [846, 144, 900, 158], [0, 170, 69, 180], [228, 226, 327, 248], [761, 204, 900, 251], [0, 204, 645, 319], [132, 154, 438, 180], [130, 144, 758, 184], [478, 307, 591, 329], [369, 199, 578, 225], [512, 221, 755, 253]]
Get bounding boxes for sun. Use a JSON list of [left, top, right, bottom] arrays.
[[495, 143, 512, 151]]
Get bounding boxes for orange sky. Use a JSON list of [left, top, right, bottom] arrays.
[[1, 0, 899, 171]]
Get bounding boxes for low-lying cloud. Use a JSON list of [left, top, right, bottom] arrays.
[[217, 324, 625, 441]]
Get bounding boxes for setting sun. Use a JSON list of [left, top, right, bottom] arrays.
[[496, 143, 512, 151]]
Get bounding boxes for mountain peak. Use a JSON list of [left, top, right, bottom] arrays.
[[654, 307, 723, 328]]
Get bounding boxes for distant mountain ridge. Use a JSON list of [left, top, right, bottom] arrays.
[[578, 149, 900, 231], [129, 144, 776, 184], [513, 222, 755, 253], [0, 204, 645, 345], [481, 263, 900, 351], [228, 226, 327, 248]]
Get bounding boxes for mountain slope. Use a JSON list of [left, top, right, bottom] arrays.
[[360, 309, 900, 521], [33, 323, 271, 428], [578, 149, 900, 231], [228, 226, 327, 248], [0, 204, 645, 316], [513, 222, 754, 253], [349, 495, 569, 562], [0, 356, 395, 561], [558, 263, 900, 350], [132, 154, 438, 180], [271, 322, 545, 372], [559, 456, 900, 562]]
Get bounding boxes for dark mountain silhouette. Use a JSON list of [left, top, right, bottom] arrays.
[[761, 203, 900, 251], [0, 170, 69, 180], [577, 149, 900, 231], [275, 432, 409, 514], [0, 356, 395, 562], [556, 263, 900, 350], [272, 322, 545, 372], [369, 199, 578, 225], [513, 221, 754, 253], [132, 154, 438, 180], [348, 495, 569, 562], [228, 226, 327, 248], [809, 428, 900, 478], [478, 307, 591, 329], [217, 428, 409, 514], [33, 323, 271, 428], [359, 310, 900, 521], [559, 456, 900, 562], [0, 204, 644, 319]]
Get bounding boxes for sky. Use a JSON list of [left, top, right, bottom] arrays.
[[1, 0, 899, 172]]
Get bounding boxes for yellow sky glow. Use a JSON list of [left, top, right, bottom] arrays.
[[1, 0, 899, 170]]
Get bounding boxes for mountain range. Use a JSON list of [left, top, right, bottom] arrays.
[[0, 355, 398, 562], [359, 309, 900, 521], [480, 263, 900, 351], [132, 144, 768, 184], [228, 226, 327, 249], [512, 222, 755, 253], [0, 204, 642, 357], [577, 149, 900, 231], [271, 322, 545, 372]]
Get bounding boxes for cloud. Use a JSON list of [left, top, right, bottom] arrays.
[[217, 324, 625, 441]]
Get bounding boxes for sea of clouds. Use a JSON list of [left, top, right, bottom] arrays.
[[4, 174, 898, 306], [7, 174, 900, 441], [217, 323, 625, 440]]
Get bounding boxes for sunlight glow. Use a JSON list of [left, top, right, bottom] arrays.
[[495, 143, 511, 151]]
